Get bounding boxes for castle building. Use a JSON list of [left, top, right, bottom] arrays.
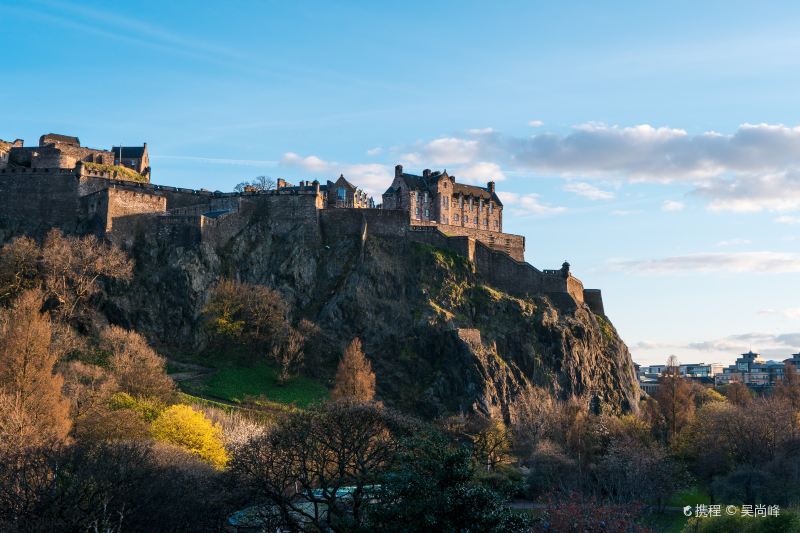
[[0, 132, 606, 316], [383, 165, 503, 231], [277, 174, 374, 208], [0, 133, 150, 181], [111, 144, 150, 176]]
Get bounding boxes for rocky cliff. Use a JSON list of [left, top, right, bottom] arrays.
[[105, 210, 640, 419]]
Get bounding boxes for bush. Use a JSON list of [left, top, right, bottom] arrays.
[[150, 405, 228, 468], [684, 511, 800, 532]]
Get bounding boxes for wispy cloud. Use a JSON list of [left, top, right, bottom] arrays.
[[776, 215, 800, 224], [662, 200, 685, 212], [528, 120, 544, 128], [759, 308, 800, 320], [280, 152, 391, 196], [715, 238, 752, 247], [398, 122, 800, 213], [609, 251, 800, 274], [497, 192, 567, 217], [156, 155, 278, 167], [564, 182, 615, 200]]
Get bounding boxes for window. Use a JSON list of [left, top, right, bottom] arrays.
[[489, 202, 493, 213], [443, 196, 449, 207], [479, 199, 483, 212], [473, 216, 478, 224], [337, 187, 346, 201], [415, 191, 421, 203], [454, 214, 459, 222], [424, 192, 428, 203], [425, 208, 429, 217], [415, 206, 420, 218], [459, 196, 464, 208]]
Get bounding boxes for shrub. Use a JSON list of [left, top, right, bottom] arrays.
[[150, 405, 228, 468]]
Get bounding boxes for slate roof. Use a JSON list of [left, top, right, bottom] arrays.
[[394, 171, 503, 206], [111, 146, 146, 158]]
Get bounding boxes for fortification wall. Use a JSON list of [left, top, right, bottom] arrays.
[[0, 168, 83, 234], [319, 209, 411, 239], [583, 289, 605, 315], [430, 223, 525, 261]]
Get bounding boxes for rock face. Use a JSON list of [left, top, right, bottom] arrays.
[[106, 212, 640, 420]]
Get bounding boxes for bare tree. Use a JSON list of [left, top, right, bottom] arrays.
[[100, 326, 175, 402], [0, 289, 71, 450], [234, 175, 276, 193], [41, 230, 133, 320], [230, 401, 415, 532], [0, 236, 39, 304], [654, 356, 695, 442], [271, 327, 305, 384], [332, 338, 376, 402]]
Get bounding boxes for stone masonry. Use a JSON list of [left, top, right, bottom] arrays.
[[0, 132, 605, 314]]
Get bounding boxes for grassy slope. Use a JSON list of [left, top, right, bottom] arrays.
[[176, 357, 328, 409]]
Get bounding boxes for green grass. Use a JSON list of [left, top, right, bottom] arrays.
[[195, 360, 328, 408], [83, 161, 147, 182], [641, 510, 690, 533], [669, 486, 711, 508]]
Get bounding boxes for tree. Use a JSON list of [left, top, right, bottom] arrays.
[[726, 381, 753, 407], [150, 405, 228, 469], [234, 175, 276, 193], [41, 229, 133, 320], [100, 325, 175, 402], [203, 279, 289, 360], [271, 326, 305, 383], [0, 236, 39, 305], [0, 289, 71, 450], [654, 356, 695, 442], [774, 364, 800, 410], [332, 338, 376, 402], [367, 431, 530, 532], [231, 401, 414, 532]]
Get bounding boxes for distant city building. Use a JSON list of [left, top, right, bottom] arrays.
[[715, 351, 786, 387], [635, 352, 800, 394]]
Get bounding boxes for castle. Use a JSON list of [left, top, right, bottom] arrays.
[[0, 133, 605, 314]]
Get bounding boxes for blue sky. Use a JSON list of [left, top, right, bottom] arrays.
[[2, 0, 800, 365]]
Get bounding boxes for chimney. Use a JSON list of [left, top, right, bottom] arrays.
[[423, 169, 431, 178], [277, 178, 287, 189], [395, 164, 403, 178], [488, 181, 495, 193]]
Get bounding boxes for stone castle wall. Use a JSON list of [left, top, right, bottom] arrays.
[[0, 166, 604, 314]]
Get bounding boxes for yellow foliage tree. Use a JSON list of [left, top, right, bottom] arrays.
[[332, 338, 376, 402], [150, 404, 228, 469]]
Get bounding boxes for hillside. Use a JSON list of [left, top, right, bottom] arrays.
[[105, 207, 640, 419]]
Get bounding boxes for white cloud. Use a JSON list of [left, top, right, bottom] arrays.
[[528, 120, 544, 128], [497, 192, 567, 217], [402, 137, 480, 166], [451, 162, 506, 184], [759, 308, 800, 320], [366, 147, 383, 156], [662, 200, 685, 212], [398, 122, 800, 213], [686, 332, 800, 359], [715, 238, 752, 247], [610, 209, 643, 216], [280, 152, 391, 196], [608, 251, 800, 274], [467, 127, 494, 135], [776, 215, 800, 224], [695, 171, 800, 212], [563, 182, 615, 200]]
